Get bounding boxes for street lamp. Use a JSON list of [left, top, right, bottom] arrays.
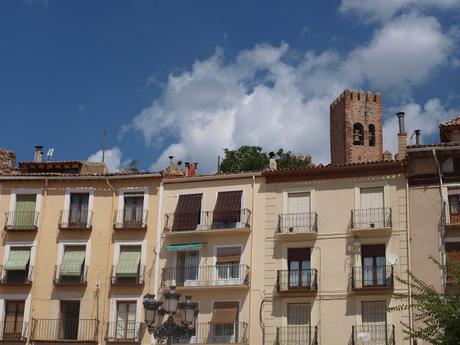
[[143, 286, 199, 345]]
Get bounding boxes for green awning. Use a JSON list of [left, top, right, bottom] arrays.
[[116, 248, 141, 276], [60, 247, 85, 276], [5, 249, 30, 270], [166, 243, 205, 251]]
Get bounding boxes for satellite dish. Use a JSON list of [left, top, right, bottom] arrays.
[[387, 253, 399, 265]]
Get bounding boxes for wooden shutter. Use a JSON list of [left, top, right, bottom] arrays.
[[211, 302, 238, 323], [287, 193, 310, 214], [360, 188, 384, 209], [213, 191, 242, 224], [172, 194, 203, 231], [216, 247, 241, 263]]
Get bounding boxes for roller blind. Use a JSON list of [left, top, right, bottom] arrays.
[[216, 247, 241, 263], [211, 302, 238, 323], [213, 191, 242, 224], [116, 246, 141, 276], [60, 246, 86, 276], [172, 194, 203, 231], [5, 248, 31, 271]]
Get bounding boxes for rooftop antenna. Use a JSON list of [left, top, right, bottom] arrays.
[[102, 129, 107, 163], [46, 148, 55, 161]]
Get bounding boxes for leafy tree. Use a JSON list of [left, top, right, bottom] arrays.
[[389, 257, 460, 345], [120, 159, 140, 173], [275, 148, 311, 170]]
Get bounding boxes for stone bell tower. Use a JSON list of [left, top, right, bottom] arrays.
[[330, 89, 383, 165]]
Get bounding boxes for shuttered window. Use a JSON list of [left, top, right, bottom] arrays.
[[60, 246, 85, 276], [216, 247, 241, 264], [13, 195, 36, 228], [116, 246, 141, 276], [213, 191, 242, 225], [446, 242, 460, 281], [211, 302, 238, 323], [172, 194, 203, 231], [5, 248, 31, 271], [287, 303, 310, 325], [362, 301, 386, 324]]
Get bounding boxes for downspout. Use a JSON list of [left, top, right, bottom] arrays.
[[259, 296, 268, 345], [432, 150, 445, 285], [153, 181, 164, 295], [249, 175, 255, 344], [404, 179, 414, 344]]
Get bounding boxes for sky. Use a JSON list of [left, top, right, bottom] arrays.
[[1, 0, 460, 173]]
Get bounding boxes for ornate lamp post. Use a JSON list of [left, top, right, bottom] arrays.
[[143, 286, 199, 345]]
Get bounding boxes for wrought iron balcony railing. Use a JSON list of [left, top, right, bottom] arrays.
[[173, 322, 248, 344], [164, 209, 251, 232], [161, 265, 250, 288], [352, 265, 393, 290], [351, 208, 392, 229], [111, 265, 145, 285], [277, 269, 318, 292], [0, 321, 28, 342], [0, 266, 33, 285], [53, 265, 88, 285], [59, 210, 93, 230], [276, 325, 318, 345], [352, 324, 395, 345], [30, 319, 99, 342], [4, 211, 39, 231], [105, 321, 145, 343], [278, 212, 318, 234], [113, 209, 148, 230]]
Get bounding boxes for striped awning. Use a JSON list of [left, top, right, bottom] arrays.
[[166, 243, 205, 251], [5, 249, 30, 271], [116, 247, 141, 276], [60, 247, 85, 276]]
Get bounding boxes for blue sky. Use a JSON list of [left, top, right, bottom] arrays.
[[1, 0, 459, 172]]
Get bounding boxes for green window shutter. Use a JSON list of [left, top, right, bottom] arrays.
[[5, 248, 31, 270], [60, 247, 86, 276], [116, 247, 141, 276], [14, 194, 37, 227]]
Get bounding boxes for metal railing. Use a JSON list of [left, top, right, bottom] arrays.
[[161, 265, 250, 288], [278, 213, 318, 234], [0, 266, 33, 285], [30, 319, 99, 342], [113, 209, 148, 229], [59, 210, 93, 229], [111, 265, 145, 285], [105, 321, 145, 343], [351, 208, 392, 229], [352, 266, 393, 289], [277, 269, 318, 292], [352, 324, 395, 345], [4, 211, 39, 231], [276, 325, 318, 345], [0, 321, 28, 342], [173, 322, 248, 344], [164, 209, 251, 232], [53, 265, 88, 285]]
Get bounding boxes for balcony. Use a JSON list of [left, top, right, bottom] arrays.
[[277, 269, 318, 294], [352, 325, 395, 345], [164, 209, 251, 236], [111, 265, 145, 285], [105, 321, 145, 343], [4, 211, 39, 231], [58, 210, 93, 230], [352, 266, 393, 292], [53, 265, 88, 285], [0, 321, 28, 342], [113, 210, 148, 230], [277, 213, 317, 240], [0, 266, 33, 285], [30, 319, 98, 343], [173, 322, 248, 344], [351, 208, 392, 237], [161, 265, 250, 289], [276, 325, 318, 345]]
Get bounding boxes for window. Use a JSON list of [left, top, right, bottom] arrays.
[[361, 301, 387, 343], [448, 189, 460, 225], [116, 302, 136, 340], [287, 303, 310, 325], [115, 246, 141, 283], [284, 192, 311, 231], [176, 251, 200, 285], [216, 247, 241, 282], [3, 301, 25, 341], [4, 247, 31, 283], [368, 124, 376, 146], [446, 242, 460, 283], [123, 193, 144, 226], [358, 188, 386, 228], [59, 246, 86, 282], [353, 123, 364, 145], [68, 193, 89, 226], [211, 302, 238, 343], [361, 245, 386, 287], [288, 248, 311, 289], [212, 191, 242, 228], [13, 194, 37, 228], [172, 194, 203, 231], [59, 301, 80, 340]]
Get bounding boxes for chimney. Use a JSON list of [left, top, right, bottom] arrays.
[[188, 163, 196, 177], [414, 129, 421, 145], [396, 112, 407, 161], [268, 152, 277, 171], [168, 155, 174, 168], [383, 150, 393, 161], [34, 146, 43, 162]]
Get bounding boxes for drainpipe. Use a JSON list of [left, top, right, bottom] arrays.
[[259, 296, 268, 345], [432, 150, 446, 286], [153, 181, 164, 296], [405, 180, 414, 345], [249, 175, 256, 344]]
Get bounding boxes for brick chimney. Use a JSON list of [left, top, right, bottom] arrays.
[[34, 146, 43, 162], [396, 112, 407, 160]]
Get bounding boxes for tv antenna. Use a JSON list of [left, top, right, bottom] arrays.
[[46, 148, 55, 161], [102, 129, 107, 163]]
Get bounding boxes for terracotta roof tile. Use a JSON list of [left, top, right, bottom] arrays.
[[440, 116, 460, 128]]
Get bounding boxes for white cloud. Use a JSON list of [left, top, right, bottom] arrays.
[[339, 0, 460, 22], [123, 12, 456, 173], [87, 147, 122, 173], [383, 98, 459, 153]]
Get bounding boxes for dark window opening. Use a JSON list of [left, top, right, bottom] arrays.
[[353, 123, 364, 145], [369, 124, 376, 146]]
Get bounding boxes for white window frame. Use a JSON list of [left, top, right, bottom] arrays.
[[56, 240, 90, 280], [213, 245, 244, 285], [113, 240, 146, 273], [282, 188, 315, 214], [3, 241, 36, 282], [210, 299, 241, 343], [62, 188, 95, 226], [108, 295, 142, 328], [8, 189, 42, 227], [173, 250, 202, 286], [354, 184, 389, 210], [116, 187, 149, 224], [0, 293, 32, 340], [442, 183, 460, 225]]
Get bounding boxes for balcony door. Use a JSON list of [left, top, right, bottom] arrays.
[[362, 245, 386, 287], [288, 248, 311, 289], [3, 301, 24, 341], [13, 194, 36, 228], [172, 194, 203, 231], [285, 192, 311, 231], [361, 301, 387, 344], [216, 247, 242, 285], [176, 251, 200, 286], [116, 302, 136, 340], [212, 191, 243, 228], [360, 188, 384, 228], [448, 193, 460, 224], [69, 193, 89, 226], [123, 193, 144, 225], [210, 302, 238, 343], [286, 303, 311, 344], [59, 301, 80, 340]]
